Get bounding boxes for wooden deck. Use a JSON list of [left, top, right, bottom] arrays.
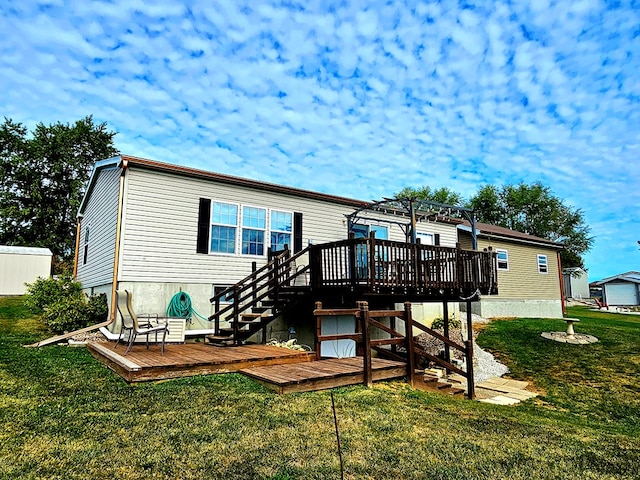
[[86, 342, 315, 383], [240, 357, 407, 394]]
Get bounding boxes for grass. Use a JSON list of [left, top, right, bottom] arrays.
[[1, 298, 639, 479]]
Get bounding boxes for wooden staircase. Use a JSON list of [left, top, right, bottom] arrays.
[[206, 247, 311, 346]]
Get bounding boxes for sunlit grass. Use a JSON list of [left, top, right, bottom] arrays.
[[1, 299, 639, 479]]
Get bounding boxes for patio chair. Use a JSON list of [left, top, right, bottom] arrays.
[[114, 290, 169, 355]]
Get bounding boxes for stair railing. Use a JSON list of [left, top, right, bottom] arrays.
[[209, 246, 311, 339]]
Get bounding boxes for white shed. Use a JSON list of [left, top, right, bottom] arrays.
[[594, 272, 640, 306], [562, 267, 590, 300], [0, 246, 53, 295]]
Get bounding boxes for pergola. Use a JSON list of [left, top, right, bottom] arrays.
[[345, 197, 478, 250]]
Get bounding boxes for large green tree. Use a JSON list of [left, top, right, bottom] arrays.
[[395, 185, 464, 206], [0, 116, 118, 270], [467, 182, 592, 268], [396, 182, 593, 268]]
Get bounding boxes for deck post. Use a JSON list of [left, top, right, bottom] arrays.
[[360, 301, 372, 387], [404, 302, 415, 387], [233, 284, 240, 346], [314, 301, 323, 360], [348, 232, 357, 288], [465, 302, 475, 399], [442, 301, 451, 366], [369, 232, 377, 291]]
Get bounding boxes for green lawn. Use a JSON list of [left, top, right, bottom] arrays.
[[1, 298, 639, 479]]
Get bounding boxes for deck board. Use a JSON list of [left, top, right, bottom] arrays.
[[241, 357, 407, 393], [87, 342, 315, 383]]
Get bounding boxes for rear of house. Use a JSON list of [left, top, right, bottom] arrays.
[[75, 156, 464, 342], [458, 222, 564, 318]]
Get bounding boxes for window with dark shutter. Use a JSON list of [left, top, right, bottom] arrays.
[[197, 198, 211, 254], [293, 212, 303, 253]]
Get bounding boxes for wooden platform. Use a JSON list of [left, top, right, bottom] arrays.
[[86, 342, 315, 383], [240, 357, 408, 394]]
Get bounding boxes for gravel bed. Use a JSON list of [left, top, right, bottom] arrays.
[[414, 314, 509, 382]]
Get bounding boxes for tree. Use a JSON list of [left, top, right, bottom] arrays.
[[0, 116, 118, 271], [395, 185, 464, 206], [467, 182, 593, 269]]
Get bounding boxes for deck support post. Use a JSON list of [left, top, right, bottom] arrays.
[[233, 285, 240, 345], [314, 301, 323, 360], [404, 302, 416, 387], [443, 301, 451, 366], [465, 302, 475, 399], [360, 301, 372, 387]]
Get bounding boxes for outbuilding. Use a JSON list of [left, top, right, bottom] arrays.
[[0, 246, 53, 295], [594, 272, 640, 306]]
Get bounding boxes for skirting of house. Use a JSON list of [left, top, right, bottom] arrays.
[[462, 298, 563, 319]]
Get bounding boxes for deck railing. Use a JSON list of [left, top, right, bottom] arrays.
[[308, 236, 497, 296]]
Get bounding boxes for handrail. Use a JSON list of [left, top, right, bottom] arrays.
[[313, 300, 476, 399], [208, 246, 311, 339], [308, 237, 497, 296]]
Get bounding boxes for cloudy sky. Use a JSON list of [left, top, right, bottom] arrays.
[[1, 0, 639, 281]]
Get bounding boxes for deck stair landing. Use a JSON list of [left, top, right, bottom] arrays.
[[240, 357, 407, 394]]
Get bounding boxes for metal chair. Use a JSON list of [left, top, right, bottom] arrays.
[[114, 290, 169, 355]]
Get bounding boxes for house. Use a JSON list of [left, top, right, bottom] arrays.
[[593, 272, 640, 306], [75, 155, 495, 351], [457, 222, 565, 319], [562, 267, 590, 300], [0, 245, 52, 295]]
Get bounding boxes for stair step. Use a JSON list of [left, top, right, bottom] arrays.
[[240, 313, 263, 320]]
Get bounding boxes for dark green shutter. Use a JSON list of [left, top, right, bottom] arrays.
[[293, 212, 303, 253], [434, 233, 440, 246], [197, 198, 211, 254]]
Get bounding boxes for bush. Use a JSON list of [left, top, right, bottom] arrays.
[[24, 276, 107, 334], [24, 274, 83, 313], [431, 315, 461, 330]]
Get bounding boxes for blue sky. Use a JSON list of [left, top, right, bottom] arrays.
[[1, 0, 639, 281]]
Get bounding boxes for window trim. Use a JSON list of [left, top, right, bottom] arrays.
[[209, 200, 240, 255], [241, 204, 267, 256], [537, 254, 548, 274], [270, 209, 294, 252], [496, 248, 509, 271]]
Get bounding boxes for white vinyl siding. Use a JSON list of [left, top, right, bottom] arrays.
[[76, 167, 120, 288], [117, 168, 460, 286]]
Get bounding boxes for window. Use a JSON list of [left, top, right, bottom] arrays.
[[496, 249, 509, 270], [371, 225, 388, 240], [537, 254, 548, 273], [271, 210, 292, 251], [83, 225, 90, 265], [416, 232, 434, 245], [242, 206, 266, 255], [213, 285, 234, 303], [210, 202, 238, 253]]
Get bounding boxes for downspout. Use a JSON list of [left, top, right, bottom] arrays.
[[557, 251, 566, 316], [73, 217, 82, 278], [109, 159, 128, 323], [26, 160, 127, 348]]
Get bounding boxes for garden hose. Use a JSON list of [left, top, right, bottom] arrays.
[[166, 291, 209, 324]]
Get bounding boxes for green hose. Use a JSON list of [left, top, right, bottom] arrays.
[[166, 291, 209, 324]]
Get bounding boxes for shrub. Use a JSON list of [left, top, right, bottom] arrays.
[[24, 274, 83, 313], [40, 293, 108, 334], [24, 276, 107, 334], [431, 315, 461, 330]]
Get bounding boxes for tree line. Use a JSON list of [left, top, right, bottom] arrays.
[[396, 184, 592, 269]]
